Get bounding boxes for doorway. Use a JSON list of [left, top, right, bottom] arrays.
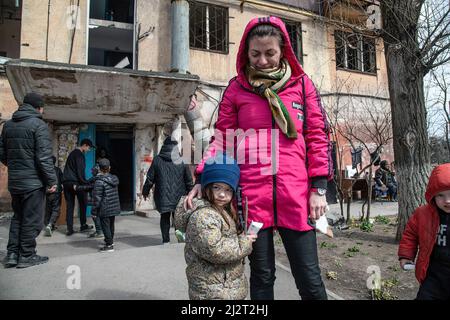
[[96, 125, 134, 213]]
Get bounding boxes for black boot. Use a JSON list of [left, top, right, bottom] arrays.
[[79, 224, 93, 233], [3, 252, 19, 268], [16, 254, 49, 268]]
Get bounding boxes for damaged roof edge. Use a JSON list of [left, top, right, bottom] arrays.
[[0, 56, 11, 74], [3, 59, 201, 124], [5, 59, 200, 82]]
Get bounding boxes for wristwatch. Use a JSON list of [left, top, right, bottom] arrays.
[[311, 187, 327, 196]]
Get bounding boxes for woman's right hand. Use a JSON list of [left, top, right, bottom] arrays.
[[184, 184, 202, 210]]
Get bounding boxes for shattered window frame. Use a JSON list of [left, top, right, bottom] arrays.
[[335, 31, 376, 74], [282, 19, 304, 66], [189, 1, 229, 54]]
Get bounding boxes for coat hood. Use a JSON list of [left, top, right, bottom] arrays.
[[236, 16, 305, 86], [98, 173, 119, 187], [159, 136, 180, 162], [175, 197, 211, 232], [425, 163, 450, 203], [12, 104, 43, 122]]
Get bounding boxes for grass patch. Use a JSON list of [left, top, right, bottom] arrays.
[[371, 278, 399, 300], [344, 246, 361, 257], [375, 216, 391, 224], [320, 241, 338, 249], [360, 220, 374, 232]]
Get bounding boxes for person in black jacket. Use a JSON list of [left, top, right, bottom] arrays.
[[43, 156, 64, 237], [142, 136, 193, 244], [375, 160, 398, 201], [91, 158, 121, 252], [0, 92, 57, 268], [63, 138, 95, 235]]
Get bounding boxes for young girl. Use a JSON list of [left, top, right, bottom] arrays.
[[398, 163, 450, 300], [175, 154, 257, 300]]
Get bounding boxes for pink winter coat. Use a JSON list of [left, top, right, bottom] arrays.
[[196, 16, 332, 232]]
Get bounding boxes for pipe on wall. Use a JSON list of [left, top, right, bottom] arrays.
[[170, 0, 189, 74]]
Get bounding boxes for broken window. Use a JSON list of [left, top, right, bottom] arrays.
[[0, 0, 22, 58], [88, 0, 135, 69], [90, 0, 134, 24], [283, 19, 303, 66], [335, 31, 376, 74], [189, 1, 228, 54]]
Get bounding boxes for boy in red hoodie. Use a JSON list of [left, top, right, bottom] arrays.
[[398, 163, 450, 300]]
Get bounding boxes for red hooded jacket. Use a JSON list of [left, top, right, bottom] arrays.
[[398, 163, 450, 283]]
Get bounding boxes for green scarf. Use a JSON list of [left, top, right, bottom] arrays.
[[246, 59, 297, 139]]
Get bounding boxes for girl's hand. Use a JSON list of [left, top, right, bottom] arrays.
[[309, 192, 328, 221], [246, 234, 258, 243], [184, 184, 202, 210]]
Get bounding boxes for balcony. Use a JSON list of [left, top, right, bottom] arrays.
[[3, 59, 199, 124], [322, 0, 379, 26]]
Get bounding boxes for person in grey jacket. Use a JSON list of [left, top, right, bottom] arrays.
[[0, 92, 57, 268]]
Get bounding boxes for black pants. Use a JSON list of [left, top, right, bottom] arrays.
[[160, 212, 174, 243], [387, 184, 397, 201], [416, 259, 450, 300], [100, 216, 115, 246], [93, 215, 103, 234], [7, 188, 45, 257], [44, 192, 62, 226], [64, 183, 87, 232], [248, 227, 328, 300]]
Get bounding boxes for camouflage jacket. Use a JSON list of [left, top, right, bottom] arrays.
[[175, 196, 253, 300]]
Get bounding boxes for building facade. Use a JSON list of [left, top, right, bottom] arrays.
[[0, 0, 392, 212]]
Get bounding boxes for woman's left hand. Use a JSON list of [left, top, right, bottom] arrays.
[[309, 192, 328, 221]]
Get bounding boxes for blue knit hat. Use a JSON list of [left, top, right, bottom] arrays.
[[201, 153, 240, 192]]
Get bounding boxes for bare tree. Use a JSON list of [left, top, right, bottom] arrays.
[[323, 76, 351, 221], [324, 78, 392, 223], [334, 90, 393, 222], [380, 0, 450, 240], [426, 68, 450, 163], [430, 69, 450, 153]]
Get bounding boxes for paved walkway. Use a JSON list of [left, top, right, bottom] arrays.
[[328, 199, 398, 220], [0, 212, 333, 300]]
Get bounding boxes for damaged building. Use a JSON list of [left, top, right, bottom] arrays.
[[1, 0, 391, 214]]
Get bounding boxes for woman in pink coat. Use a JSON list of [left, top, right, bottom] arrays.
[[185, 16, 332, 300]]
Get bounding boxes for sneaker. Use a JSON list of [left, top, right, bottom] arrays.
[[98, 242, 114, 248], [79, 224, 94, 233], [16, 254, 49, 268], [3, 252, 19, 268], [44, 224, 52, 237], [89, 232, 104, 238], [99, 245, 114, 253], [66, 229, 75, 236]]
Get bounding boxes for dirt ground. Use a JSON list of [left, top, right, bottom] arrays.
[[274, 215, 420, 300]]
